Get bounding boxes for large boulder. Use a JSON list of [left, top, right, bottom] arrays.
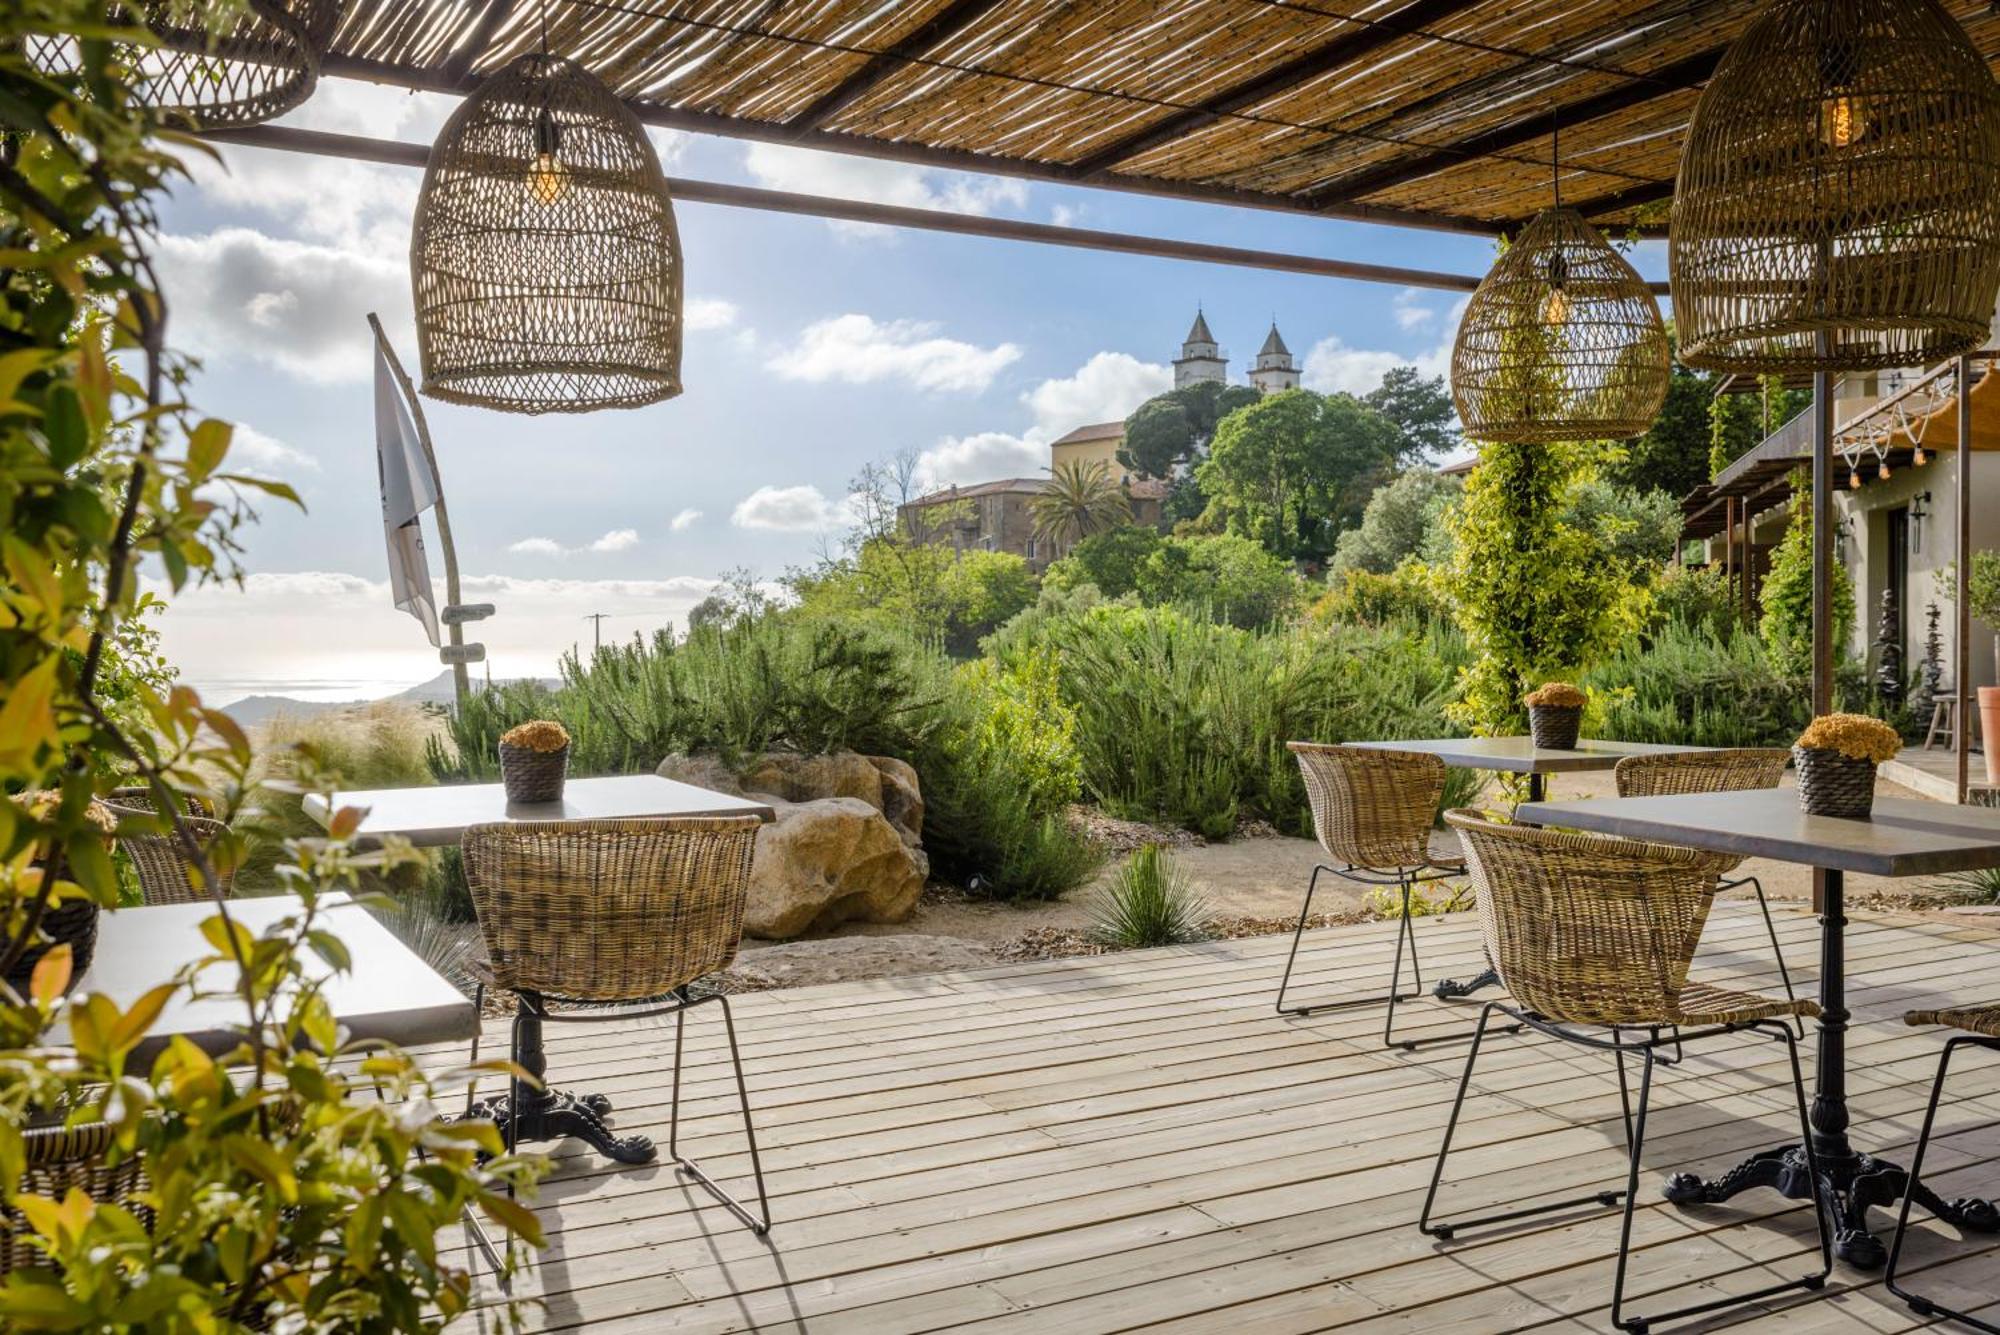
[[740, 797, 929, 938], [655, 751, 929, 938]]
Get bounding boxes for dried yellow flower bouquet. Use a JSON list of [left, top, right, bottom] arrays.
[[1522, 682, 1587, 709], [500, 720, 571, 753], [1795, 713, 1901, 766]]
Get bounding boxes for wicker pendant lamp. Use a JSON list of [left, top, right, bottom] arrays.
[[32, 0, 339, 128], [1671, 0, 2000, 374], [411, 52, 683, 414], [1451, 129, 1670, 443]]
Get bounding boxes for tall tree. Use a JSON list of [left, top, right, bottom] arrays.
[[1363, 366, 1458, 463], [1608, 355, 1713, 498], [1117, 381, 1259, 478], [1033, 459, 1131, 551], [1195, 389, 1400, 564]]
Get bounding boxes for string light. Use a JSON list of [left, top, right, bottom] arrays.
[[529, 107, 569, 205]]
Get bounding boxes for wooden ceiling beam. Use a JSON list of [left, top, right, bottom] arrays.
[[1304, 46, 1725, 209], [786, 0, 1010, 134], [438, 0, 516, 85], [1568, 176, 1676, 226], [318, 51, 1505, 235], [1067, 0, 1485, 178]]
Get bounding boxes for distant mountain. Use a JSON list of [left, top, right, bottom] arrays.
[[219, 670, 556, 728]]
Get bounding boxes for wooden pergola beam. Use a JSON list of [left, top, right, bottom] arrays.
[[439, 0, 516, 84], [786, 0, 1009, 135], [318, 51, 1507, 235], [1068, 0, 1485, 178], [1304, 46, 1725, 209], [1567, 176, 1675, 226], [206, 123, 1583, 293]]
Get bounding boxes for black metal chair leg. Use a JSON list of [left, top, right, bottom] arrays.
[[1609, 1048, 1655, 1333], [465, 980, 486, 1120], [1614, 1035, 1635, 1156], [1737, 875, 1803, 1039], [1887, 1038, 2000, 1333], [1383, 876, 1417, 1051], [669, 992, 772, 1235]]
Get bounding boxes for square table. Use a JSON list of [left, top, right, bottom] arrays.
[[54, 894, 476, 1063], [1519, 788, 2000, 1268], [1351, 737, 1718, 998], [305, 773, 775, 1164], [304, 772, 776, 847]]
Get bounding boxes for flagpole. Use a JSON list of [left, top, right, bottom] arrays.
[[368, 313, 469, 709]]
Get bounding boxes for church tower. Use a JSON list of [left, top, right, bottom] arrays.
[[1172, 309, 1228, 389], [1248, 322, 1300, 394]]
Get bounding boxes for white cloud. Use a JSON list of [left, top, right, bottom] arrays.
[[916, 351, 1171, 488], [508, 529, 642, 557], [669, 508, 703, 531], [153, 228, 408, 383], [767, 314, 1020, 394], [1050, 203, 1082, 228], [153, 569, 737, 698], [1392, 288, 1437, 331], [730, 484, 851, 532], [1302, 298, 1464, 396], [743, 143, 1028, 240], [228, 424, 319, 474], [685, 298, 739, 331]]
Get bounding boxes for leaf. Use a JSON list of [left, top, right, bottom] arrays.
[[184, 418, 232, 483], [0, 348, 56, 408], [0, 656, 60, 766], [477, 1192, 546, 1249], [28, 944, 71, 1006], [328, 805, 365, 840], [42, 383, 86, 468], [106, 983, 175, 1052], [222, 1134, 298, 1203]]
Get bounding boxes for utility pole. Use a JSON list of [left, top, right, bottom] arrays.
[[583, 611, 610, 652]]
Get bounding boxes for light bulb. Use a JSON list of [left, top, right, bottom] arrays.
[[1849, 466, 1862, 489], [1820, 91, 1868, 149], [1878, 458, 1891, 481], [528, 107, 569, 206], [1542, 285, 1569, 327], [1914, 445, 1929, 466]]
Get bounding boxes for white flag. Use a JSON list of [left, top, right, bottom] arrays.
[[376, 341, 440, 647]]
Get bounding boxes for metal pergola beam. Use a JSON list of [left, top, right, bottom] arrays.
[[1305, 46, 1725, 210], [1069, 0, 1485, 178], [206, 123, 1594, 293], [786, 0, 1009, 134]]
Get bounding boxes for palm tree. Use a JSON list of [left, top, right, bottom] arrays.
[[1033, 460, 1130, 553]]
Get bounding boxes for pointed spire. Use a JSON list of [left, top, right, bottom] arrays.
[[1185, 308, 1215, 345], [1258, 322, 1290, 358]]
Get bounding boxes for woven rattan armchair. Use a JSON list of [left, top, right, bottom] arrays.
[[1886, 1002, 2000, 1332], [1613, 748, 1800, 1030], [1278, 744, 1464, 1050], [1429, 810, 1828, 1333], [103, 787, 235, 906], [1, 1122, 146, 1278], [460, 815, 769, 1234]]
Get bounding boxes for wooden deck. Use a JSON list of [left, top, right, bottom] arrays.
[[457, 904, 2000, 1333]]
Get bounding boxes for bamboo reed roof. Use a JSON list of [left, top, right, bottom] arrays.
[[319, 0, 2000, 236]]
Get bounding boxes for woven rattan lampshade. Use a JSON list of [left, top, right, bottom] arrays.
[[1671, 0, 2000, 374], [32, 0, 338, 129], [411, 53, 683, 414], [1450, 207, 1670, 444]]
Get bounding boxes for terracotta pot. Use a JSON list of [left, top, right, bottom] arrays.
[[1981, 687, 2000, 785]]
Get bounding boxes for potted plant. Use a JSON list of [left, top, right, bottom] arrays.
[[498, 719, 572, 803], [1523, 682, 1586, 751], [1793, 713, 1901, 819], [6, 791, 117, 995], [1966, 551, 2000, 783]]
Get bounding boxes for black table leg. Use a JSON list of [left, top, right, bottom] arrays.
[[1433, 769, 1541, 1002], [1662, 868, 2000, 1267], [467, 991, 657, 1165]]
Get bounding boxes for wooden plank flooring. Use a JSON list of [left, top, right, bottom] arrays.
[[452, 904, 2000, 1333]]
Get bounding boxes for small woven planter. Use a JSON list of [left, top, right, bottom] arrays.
[[1528, 705, 1582, 751], [1794, 746, 1876, 819], [3, 895, 99, 996], [499, 742, 569, 804]]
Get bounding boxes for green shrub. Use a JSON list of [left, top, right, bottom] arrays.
[[1133, 532, 1301, 630], [1309, 564, 1442, 628], [1045, 526, 1164, 598], [1089, 845, 1210, 947], [1761, 495, 1855, 677]]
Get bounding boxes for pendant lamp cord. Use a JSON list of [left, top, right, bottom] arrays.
[[1550, 106, 1561, 210], [539, 0, 549, 54]]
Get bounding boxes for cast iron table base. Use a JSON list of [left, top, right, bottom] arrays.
[[1660, 867, 2000, 1268], [468, 989, 658, 1164]]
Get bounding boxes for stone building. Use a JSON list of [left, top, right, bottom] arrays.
[[897, 476, 1166, 571]]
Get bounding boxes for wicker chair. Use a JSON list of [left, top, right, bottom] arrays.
[[1279, 744, 1464, 1050], [1613, 748, 1800, 1032], [461, 815, 769, 1234], [1886, 1003, 2000, 1332], [103, 787, 235, 906], [1, 1122, 146, 1279], [1428, 811, 1829, 1333]]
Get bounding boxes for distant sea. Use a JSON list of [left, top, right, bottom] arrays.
[[181, 677, 434, 710]]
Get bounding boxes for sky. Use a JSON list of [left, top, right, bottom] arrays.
[[148, 75, 1669, 704]]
